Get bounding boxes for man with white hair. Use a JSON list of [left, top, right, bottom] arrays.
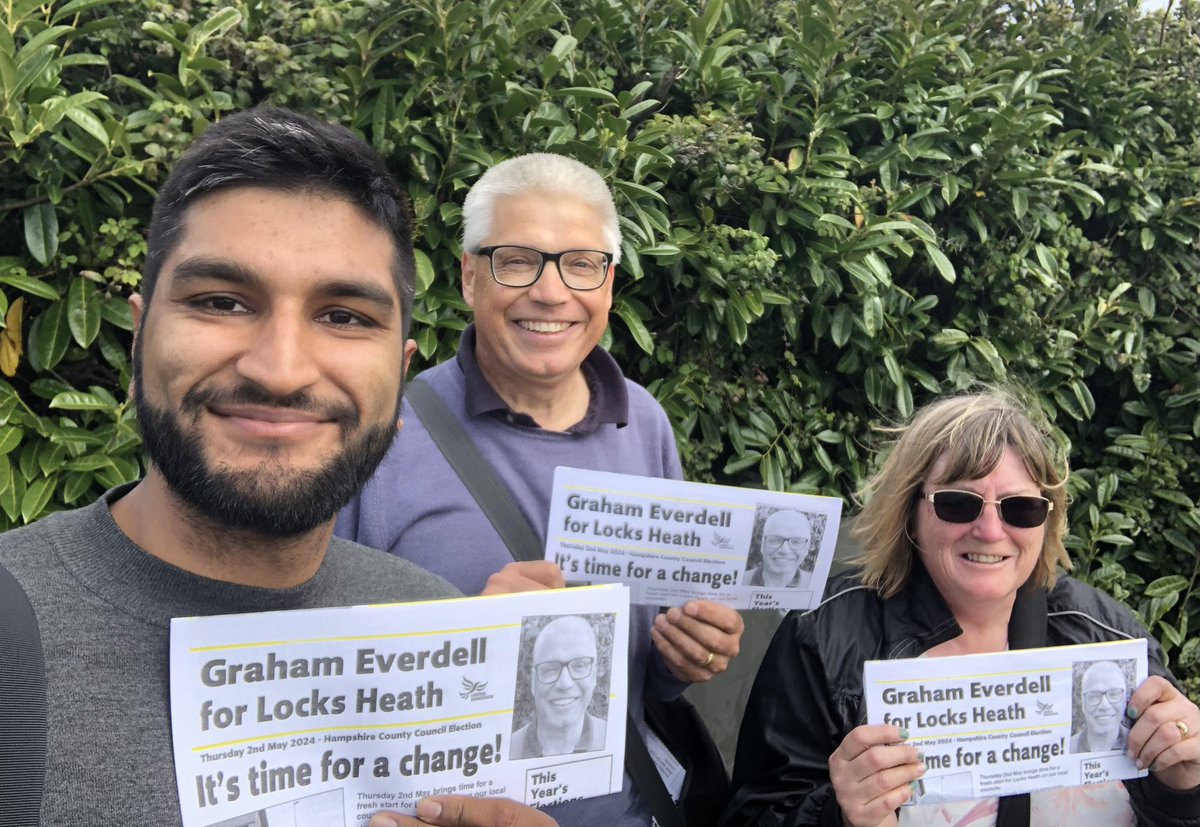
[[339, 153, 744, 825]]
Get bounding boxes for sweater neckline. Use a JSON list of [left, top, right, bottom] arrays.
[[53, 486, 335, 628]]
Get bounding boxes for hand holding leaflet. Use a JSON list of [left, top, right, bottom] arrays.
[[1125, 674, 1200, 790], [482, 561, 566, 594], [828, 724, 922, 827], [650, 601, 745, 683]]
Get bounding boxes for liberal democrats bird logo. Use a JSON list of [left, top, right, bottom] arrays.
[[460, 677, 489, 699], [1035, 699, 1056, 716]]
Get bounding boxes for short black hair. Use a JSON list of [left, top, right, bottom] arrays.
[[142, 106, 415, 338]]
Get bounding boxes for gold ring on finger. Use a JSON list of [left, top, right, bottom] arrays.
[[700, 651, 715, 668], [1175, 720, 1190, 739]]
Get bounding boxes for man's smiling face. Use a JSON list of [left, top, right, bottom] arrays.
[[530, 616, 599, 736], [1081, 661, 1126, 734], [462, 192, 613, 401], [132, 186, 411, 536]]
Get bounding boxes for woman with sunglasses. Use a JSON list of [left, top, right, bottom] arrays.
[[722, 391, 1200, 827]]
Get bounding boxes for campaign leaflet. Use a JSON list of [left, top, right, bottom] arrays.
[[864, 638, 1148, 804], [169, 586, 630, 827], [544, 466, 843, 610]]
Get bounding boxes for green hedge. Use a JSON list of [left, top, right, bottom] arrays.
[[3, 0, 1199, 684]]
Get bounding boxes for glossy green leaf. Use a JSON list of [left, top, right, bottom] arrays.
[[16, 25, 73, 59], [0, 272, 60, 301], [722, 451, 762, 475], [190, 7, 243, 50], [613, 300, 654, 354], [553, 86, 617, 102], [1153, 489, 1195, 508], [49, 391, 111, 411], [879, 158, 898, 193], [65, 105, 110, 146], [1012, 189, 1028, 219], [413, 249, 436, 295], [895, 379, 913, 418], [862, 296, 883, 338], [24, 204, 59, 266], [0, 463, 19, 522], [52, 0, 118, 23], [830, 304, 853, 347], [62, 470, 94, 503], [27, 302, 72, 372], [1145, 576, 1189, 598], [923, 242, 955, 282], [67, 276, 101, 347], [931, 328, 969, 347], [63, 454, 115, 472], [0, 427, 22, 455], [21, 475, 56, 523], [140, 22, 186, 53]]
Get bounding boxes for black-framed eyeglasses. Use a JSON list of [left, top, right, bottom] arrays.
[[922, 489, 1053, 529], [763, 535, 809, 552], [534, 656, 595, 684], [475, 245, 612, 290], [1083, 688, 1126, 707]]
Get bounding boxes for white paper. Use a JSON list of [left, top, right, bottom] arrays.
[[544, 467, 843, 610], [170, 586, 630, 827], [864, 638, 1148, 804], [641, 725, 686, 802]]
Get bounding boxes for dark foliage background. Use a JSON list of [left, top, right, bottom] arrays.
[[2, 0, 1198, 689]]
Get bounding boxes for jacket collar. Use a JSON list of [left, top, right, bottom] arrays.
[[882, 560, 1048, 658], [881, 559, 960, 659]]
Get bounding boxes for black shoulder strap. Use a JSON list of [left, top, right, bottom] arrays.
[[406, 379, 542, 562], [408, 378, 685, 827], [994, 582, 1048, 827], [0, 561, 48, 826]]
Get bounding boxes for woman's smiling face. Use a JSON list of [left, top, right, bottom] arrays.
[[912, 445, 1046, 618]]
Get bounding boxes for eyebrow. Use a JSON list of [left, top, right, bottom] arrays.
[[169, 257, 398, 313]]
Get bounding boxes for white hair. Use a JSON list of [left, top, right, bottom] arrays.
[[461, 153, 622, 263]]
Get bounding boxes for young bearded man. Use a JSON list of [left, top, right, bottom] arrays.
[[0, 107, 554, 827]]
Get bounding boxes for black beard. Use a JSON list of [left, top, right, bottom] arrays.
[[132, 349, 398, 538]]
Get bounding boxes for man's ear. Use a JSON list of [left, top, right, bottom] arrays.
[[127, 293, 145, 395], [397, 338, 419, 432], [402, 337, 417, 374], [461, 251, 477, 308], [129, 293, 145, 331]]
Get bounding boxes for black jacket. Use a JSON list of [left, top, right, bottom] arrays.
[[722, 562, 1200, 827]]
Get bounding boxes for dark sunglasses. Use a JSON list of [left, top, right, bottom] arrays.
[[922, 489, 1053, 528]]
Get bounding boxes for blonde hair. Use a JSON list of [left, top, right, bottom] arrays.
[[852, 390, 1071, 598]]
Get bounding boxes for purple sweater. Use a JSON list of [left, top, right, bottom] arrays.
[[337, 346, 686, 826]]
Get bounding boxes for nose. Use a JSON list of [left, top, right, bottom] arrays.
[[551, 665, 577, 690], [526, 259, 572, 305], [970, 500, 1008, 542], [234, 310, 321, 395]]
